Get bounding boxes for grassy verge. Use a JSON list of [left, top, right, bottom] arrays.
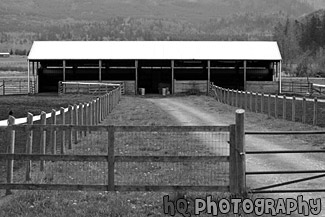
[[0, 95, 290, 217]]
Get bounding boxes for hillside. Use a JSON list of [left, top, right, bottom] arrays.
[[0, 0, 314, 25], [0, 0, 317, 54]]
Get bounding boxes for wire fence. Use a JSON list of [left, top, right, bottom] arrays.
[[0, 125, 231, 193]]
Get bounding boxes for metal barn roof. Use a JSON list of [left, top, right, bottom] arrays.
[[28, 41, 282, 61]]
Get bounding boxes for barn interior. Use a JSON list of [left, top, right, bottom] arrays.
[[34, 59, 277, 93]]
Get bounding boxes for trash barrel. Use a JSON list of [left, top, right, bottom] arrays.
[[162, 88, 167, 96], [139, 88, 145, 96]]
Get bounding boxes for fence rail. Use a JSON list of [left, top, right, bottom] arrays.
[[0, 79, 35, 95], [58, 81, 124, 95]]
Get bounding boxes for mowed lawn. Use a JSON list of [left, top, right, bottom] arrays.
[[0, 95, 297, 217]]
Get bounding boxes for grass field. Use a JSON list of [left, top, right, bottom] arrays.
[[0, 55, 27, 72], [2, 94, 321, 216]]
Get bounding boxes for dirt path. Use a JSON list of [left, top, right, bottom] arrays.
[[148, 96, 325, 216]]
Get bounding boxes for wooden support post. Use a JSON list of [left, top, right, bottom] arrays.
[[268, 94, 271, 117], [25, 112, 33, 181], [283, 95, 287, 120], [261, 93, 264, 114], [39, 112, 46, 171], [227, 89, 230, 105], [171, 60, 174, 95], [243, 60, 247, 91], [229, 124, 237, 193], [207, 60, 210, 96], [135, 60, 138, 95], [63, 60, 66, 82], [107, 126, 115, 191], [6, 116, 15, 195], [275, 94, 278, 118], [73, 104, 78, 144], [60, 107, 66, 154], [51, 109, 57, 154], [313, 97, 318, 126], [292, 96, 296, 122], [99, 60, 102, 82], [302, 97, 306, 124], [68, 105, 73, 149], [235, 109, 246, 194], [27, 60, 30, 94]]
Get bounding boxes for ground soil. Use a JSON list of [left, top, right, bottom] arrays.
[[148, 95, 325, 216]]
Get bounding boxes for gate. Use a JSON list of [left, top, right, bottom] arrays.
[[246, 130, 325, 194], [0, 112, 246, 195]]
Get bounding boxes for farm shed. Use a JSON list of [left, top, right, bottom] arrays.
[[27, 41, 282, 94]]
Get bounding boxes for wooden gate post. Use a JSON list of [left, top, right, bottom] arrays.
[[283, 95, 287, 120], [229, 124, 237, 194], [235, 109, 246, 194], [25, 112, 33, 181], [6, 116, 15, 195], [292, 96, 296, 122]]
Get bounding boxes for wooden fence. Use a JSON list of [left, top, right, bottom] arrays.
[[210, 84, 325, 127], [58, 81, 124, 95], [0, 86, 121, 195], [0, 109, 246, 195]]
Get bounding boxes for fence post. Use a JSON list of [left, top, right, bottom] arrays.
[[292, 96, 296, 122], [313, 97, 318, 126], [261, 93, 264, 114], [235, 90, 238, 107], [94, 99, 98, 125], [249, 92, 253, 111], [60, 107, 66, 154], [73, 104, 78, 144], [229, 124, 237, 194], [51, 109, 57, 154], [282, 95, 286, 120], [302, 97, 306, 124], [235, 109, 246, 194], [6, 116, 15, 195], [40, 111, 46, 171], [3, 80, 5, 95], [275, 94, 278, 118], [25, 112, 33, 181], [255, 93, 258, 113], [84, 103, 88, 136], [97, 98, 101, 123], [79, 103, 83, 138], [244, 91, 248, 110], [107, 126, 115, 191], [68, 105, 73, 149], [268, 94, 271, 117]]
